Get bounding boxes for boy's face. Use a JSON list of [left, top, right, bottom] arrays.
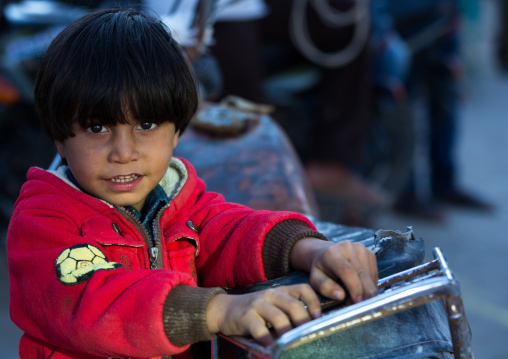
[[55, 115, 179, 211]]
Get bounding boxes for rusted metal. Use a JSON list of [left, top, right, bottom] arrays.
[[175, 108, 319, 217], [433, 248, 474, 359], [446, 292, 473, 359], [377, 259, 440, 289]]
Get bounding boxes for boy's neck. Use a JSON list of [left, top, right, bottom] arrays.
[[64, 166, 169, 238]]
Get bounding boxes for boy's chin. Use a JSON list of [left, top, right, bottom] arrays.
[[105, 196, 145, 210], [116, 201, 144, 210]]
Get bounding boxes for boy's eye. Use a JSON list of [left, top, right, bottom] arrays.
[[138, 122, 157, 130], [87, 123, 106, 134]]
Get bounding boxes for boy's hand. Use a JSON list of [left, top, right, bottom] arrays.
[[290, 238, 378, 303], [206, 284, 322, 346]]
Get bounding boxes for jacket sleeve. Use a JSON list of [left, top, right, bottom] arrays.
[[185, 179, 327, 289], [8, 205, 200, 358], [262, 219, 328, 279]]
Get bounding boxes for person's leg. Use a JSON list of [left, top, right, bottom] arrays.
[[422, 27, 493, 211], [427, 60, 458, 197], [496, 0, 508, 71]]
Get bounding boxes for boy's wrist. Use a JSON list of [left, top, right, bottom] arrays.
[[290, 237, 332, 272], [206, 293, 230, 334]]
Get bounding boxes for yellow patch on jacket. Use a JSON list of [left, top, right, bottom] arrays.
[[55, 243, 122, 285]]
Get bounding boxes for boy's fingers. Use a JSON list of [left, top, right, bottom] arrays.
[[352, 243, 378, 299], [312, 241, 377, 302], [352, 242, 378, 281], [257, 300, 294, 337], [272, 286, 318, 325], [309, 266, 347, 301], [282, 284, 322, 320], [251, 285, 318, 339], [338, 242, 377, 301], [248, 317, 275, 346]]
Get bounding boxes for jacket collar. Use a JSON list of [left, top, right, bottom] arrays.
[[50, 157, 189, 206]]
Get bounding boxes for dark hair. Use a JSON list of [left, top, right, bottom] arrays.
[[35, 8, 198, 143]]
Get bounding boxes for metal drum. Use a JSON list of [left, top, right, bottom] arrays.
[[174, 99, 319, 217]]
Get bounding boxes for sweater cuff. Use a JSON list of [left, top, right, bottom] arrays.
[[163, 285, 226, 347], [262, 219, 328, 279]]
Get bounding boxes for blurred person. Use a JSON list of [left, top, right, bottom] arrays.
[[496, 0, 508, 71], [377, 0, 494, 220]]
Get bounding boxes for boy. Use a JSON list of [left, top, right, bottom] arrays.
[[7, 8, 377, 359]]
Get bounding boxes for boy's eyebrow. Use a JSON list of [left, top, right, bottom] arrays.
[[71, 117, 99, 128]]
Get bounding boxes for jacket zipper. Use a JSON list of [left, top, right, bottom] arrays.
[[118, 205, 168, 270], [151, 204, 170, 269]]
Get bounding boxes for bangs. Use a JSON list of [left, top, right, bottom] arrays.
[[36, 9, 198, 142], [73, 84, 177, 129], [71, 12, 196, 128]]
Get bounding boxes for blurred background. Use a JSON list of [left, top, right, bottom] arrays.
[[0, 0, 507, 357]]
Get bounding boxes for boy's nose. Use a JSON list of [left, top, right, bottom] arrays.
[[108, 131, 139, 163]]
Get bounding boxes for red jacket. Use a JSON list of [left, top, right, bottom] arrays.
[[8, 157, 321, 358]]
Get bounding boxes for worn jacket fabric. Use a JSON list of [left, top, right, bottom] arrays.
[[8, 157, 322, 359]]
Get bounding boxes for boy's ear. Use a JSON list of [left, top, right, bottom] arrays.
[[55, 141, 66, 159], [173, 130, 180, 149]]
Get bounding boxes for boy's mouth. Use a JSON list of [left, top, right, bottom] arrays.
[[110, 174, 140, 183]]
